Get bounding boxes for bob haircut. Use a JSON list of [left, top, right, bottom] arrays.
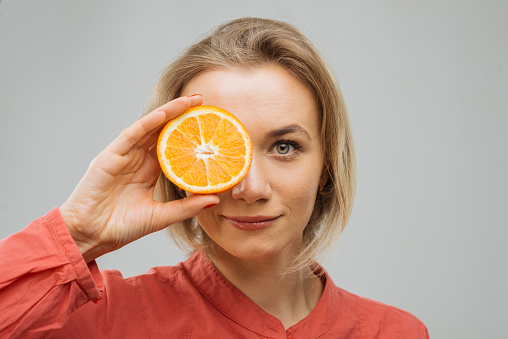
[[148, 17, 356, 271]]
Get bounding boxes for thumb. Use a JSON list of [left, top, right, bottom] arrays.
[[152, 194, 220, 231]]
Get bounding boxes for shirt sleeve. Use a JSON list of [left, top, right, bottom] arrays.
[[0, 207, 104, 338]]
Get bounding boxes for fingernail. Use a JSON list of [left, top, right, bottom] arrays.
[[189, 94, 202, 97], [204, 204, 217, 209]]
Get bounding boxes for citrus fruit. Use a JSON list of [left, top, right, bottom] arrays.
[[157, 105, 253, 194]]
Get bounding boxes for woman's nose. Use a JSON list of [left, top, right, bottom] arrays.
[[231, 158, 272, 203]]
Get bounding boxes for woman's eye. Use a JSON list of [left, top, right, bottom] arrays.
[[270, 140, 302, 159], [276, 143, 291, 154]]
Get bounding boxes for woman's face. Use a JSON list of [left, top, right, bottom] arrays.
[[181, 65, 324, 260]]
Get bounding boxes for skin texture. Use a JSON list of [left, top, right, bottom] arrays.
[[181, 65, 325, 328]]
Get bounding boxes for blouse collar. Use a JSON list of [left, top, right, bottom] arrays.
[[182, 250, 342, 337]]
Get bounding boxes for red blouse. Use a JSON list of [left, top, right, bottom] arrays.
[[0, 208, 429, 338]]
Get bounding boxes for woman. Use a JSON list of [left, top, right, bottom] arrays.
[[0, 18, 429, 338]]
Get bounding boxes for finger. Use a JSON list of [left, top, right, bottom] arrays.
[[141, 94, 204, 148], [158, 94, 202, 121], [109, 96, 194, 156], [151, 194, 219, 232], [145, 141, 160, 167], [149, 145, 158, 161], [143, 129, 160, 149], [137, 95, 203, 151], [137, 126, 161, 151], [187, 94, 203, 108]]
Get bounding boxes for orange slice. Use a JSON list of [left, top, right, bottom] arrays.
[[157, 105, 253, 194]]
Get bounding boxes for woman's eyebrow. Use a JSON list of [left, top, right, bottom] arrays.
[[265, 124, 311, 140]]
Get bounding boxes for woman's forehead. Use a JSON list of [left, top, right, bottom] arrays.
[[181, 65, 320, 139]]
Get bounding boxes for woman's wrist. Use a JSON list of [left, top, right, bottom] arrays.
[[60, 204, 105, 263]]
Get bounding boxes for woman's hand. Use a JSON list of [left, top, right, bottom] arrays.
[[60, 96, 219, 263]]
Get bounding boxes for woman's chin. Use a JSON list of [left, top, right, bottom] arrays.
[[210, 237, 300, 263]]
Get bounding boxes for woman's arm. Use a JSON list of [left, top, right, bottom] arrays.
[[0, 208, 103, 337], [0, 95, 219, 336]]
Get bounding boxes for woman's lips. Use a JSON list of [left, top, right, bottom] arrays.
[[224, 215, 279, 231]]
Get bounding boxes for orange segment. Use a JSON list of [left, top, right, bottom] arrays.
[[218, 146, 246, 157], [212, 119, 245, 148], [198, 113, 222, 144], [206, 158, 233, 186], [167, 129, 197, 148], [182, 159, 208, 187], [166, 147, 196, 177], [157, 105, 252, 194], [177, 116, 202, 146], [214, 155, 246, 177]]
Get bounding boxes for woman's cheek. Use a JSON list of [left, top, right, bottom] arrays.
[[284, 182, 318, 219], [196, 208, 216, 234]]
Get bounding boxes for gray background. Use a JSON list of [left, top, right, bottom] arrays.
[[1, 1, 507, 338]]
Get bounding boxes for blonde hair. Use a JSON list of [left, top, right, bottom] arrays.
[[149, 17, 356, 271]]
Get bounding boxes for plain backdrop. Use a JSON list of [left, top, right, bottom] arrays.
[[1, 1, 507, 338]]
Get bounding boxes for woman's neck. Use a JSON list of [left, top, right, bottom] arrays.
[[207, 245, 324, 329]]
